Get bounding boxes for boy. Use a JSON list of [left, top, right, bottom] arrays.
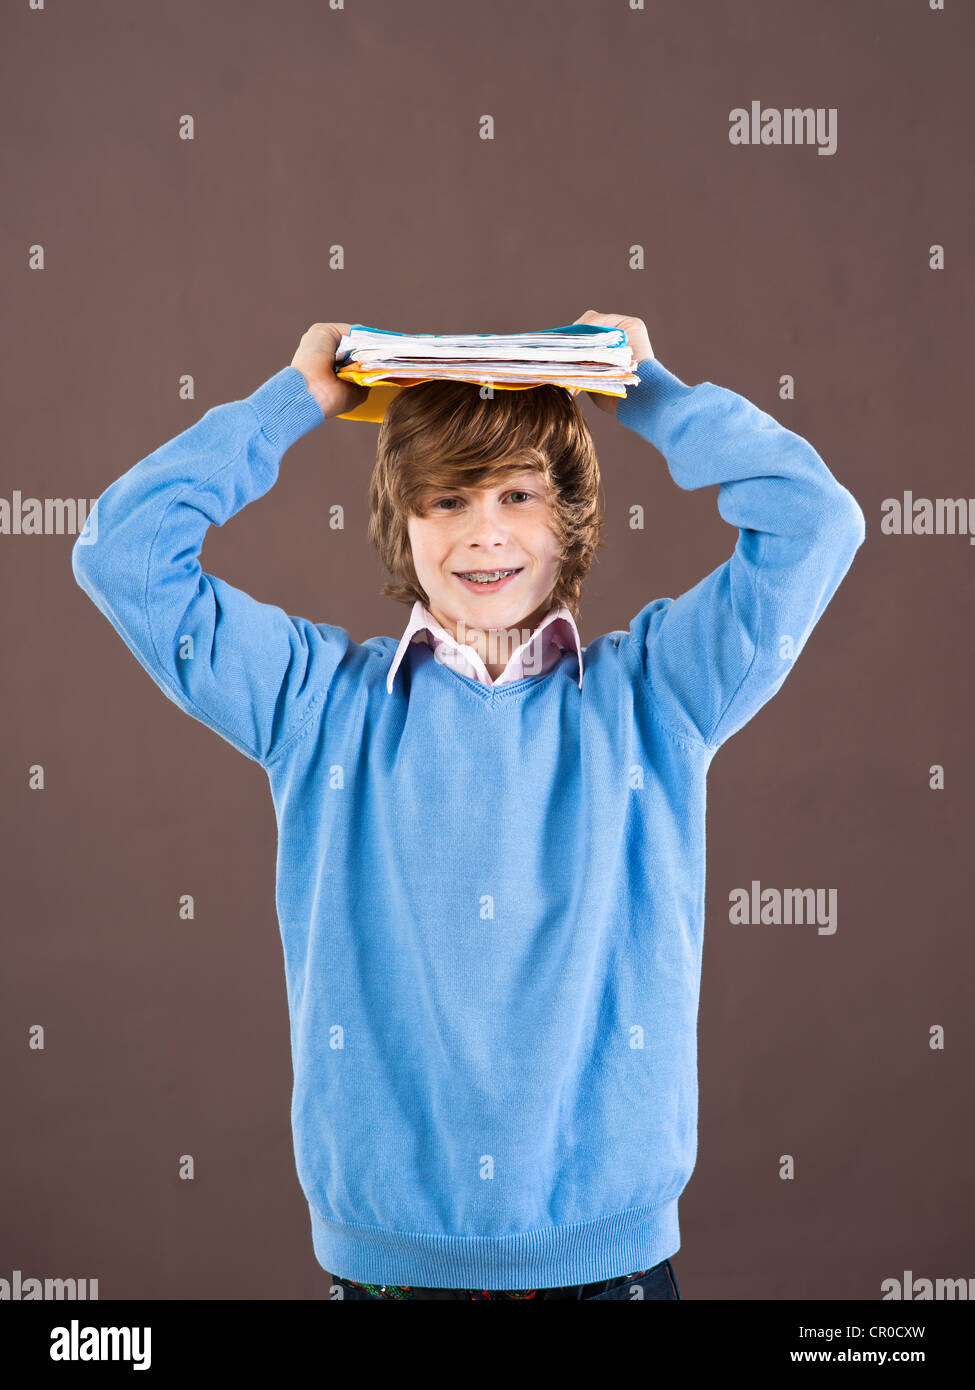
[[71, 313, 865, 1301]]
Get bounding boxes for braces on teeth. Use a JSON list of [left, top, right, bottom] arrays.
[[460, 570, 518, 583]]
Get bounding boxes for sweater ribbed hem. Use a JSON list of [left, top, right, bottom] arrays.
[[309, 1196, 680, 1289]]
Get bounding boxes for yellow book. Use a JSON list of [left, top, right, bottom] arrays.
[[334, 373, 597, 423]]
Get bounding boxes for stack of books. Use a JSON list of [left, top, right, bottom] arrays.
[[333, 323, 640, 421]]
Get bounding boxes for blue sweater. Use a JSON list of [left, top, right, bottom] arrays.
[[71, 358, 865, 1288]]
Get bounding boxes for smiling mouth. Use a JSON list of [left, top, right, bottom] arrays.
[[454, 567, 523, 589]]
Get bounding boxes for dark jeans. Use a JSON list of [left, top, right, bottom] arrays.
[[329, 1258, 681, 1300]]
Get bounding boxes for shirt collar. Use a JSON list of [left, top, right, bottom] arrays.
[[386, 599, 584, 694]]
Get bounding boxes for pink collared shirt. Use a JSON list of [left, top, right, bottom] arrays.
[[386, 600, 584, 694]]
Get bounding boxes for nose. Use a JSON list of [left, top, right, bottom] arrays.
[[463, 496, 512, 549]]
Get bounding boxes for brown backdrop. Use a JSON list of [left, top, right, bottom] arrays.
[[2, 0, 972, 1300]]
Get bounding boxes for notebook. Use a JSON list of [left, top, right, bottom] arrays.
[[333, 323, 640, 422]]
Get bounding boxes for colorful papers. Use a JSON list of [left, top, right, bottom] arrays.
[[333, 323, 640, 422]]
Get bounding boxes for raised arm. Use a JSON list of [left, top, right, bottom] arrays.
[[613, 351, 865, 753], [71, 324, 368, 767]]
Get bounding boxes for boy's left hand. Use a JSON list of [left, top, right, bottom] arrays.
[[572, 309, 653, 415]]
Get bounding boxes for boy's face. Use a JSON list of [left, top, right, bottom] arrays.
[[407, 468, 563, 649]]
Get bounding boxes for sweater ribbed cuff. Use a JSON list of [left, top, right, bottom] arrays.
[[247, 366, 326, 451], [616, 357, 691, 433]]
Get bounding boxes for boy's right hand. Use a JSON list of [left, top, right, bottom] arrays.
[[291, 323, 371, 419]]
